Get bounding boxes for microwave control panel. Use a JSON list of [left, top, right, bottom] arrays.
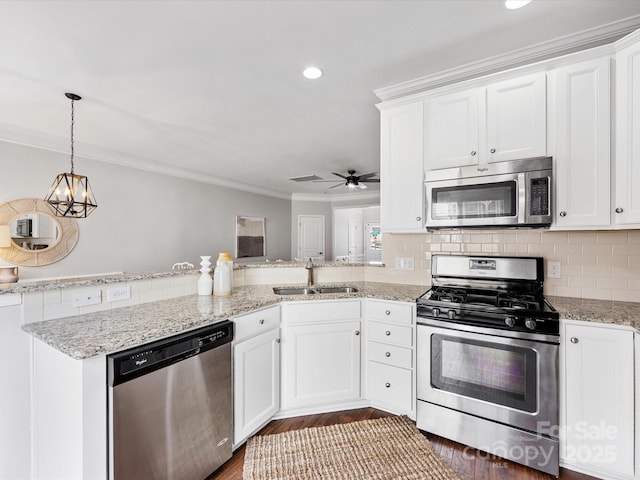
[[530, 177, 549, 216]]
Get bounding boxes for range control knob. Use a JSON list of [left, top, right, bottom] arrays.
[[525, 319, 537, 330], [504, 316, 516, 328], [447, 310, 456, 320], [432, 308, 441, 317]]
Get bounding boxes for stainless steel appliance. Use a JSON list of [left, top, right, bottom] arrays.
[[416, 255, 560, 476], [107, 321, 233, 480], [15, 218, 32, 237], [424, 157, 552, 229]]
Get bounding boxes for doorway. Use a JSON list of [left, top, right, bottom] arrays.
[[297, 215, 325, 262], [333, 206, 380, 263]]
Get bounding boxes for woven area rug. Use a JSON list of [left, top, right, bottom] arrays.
[[242, 415, 459, 480]]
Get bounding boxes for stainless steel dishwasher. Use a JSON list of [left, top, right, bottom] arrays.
[[107, 320, 233, 480]]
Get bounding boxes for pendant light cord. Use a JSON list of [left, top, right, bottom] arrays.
[[69, 98, 75, 174]]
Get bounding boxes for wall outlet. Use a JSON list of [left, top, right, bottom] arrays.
[[395, 257, 415, 271], [547, 261, 561, 279], [74, 291, 101, 307], [107, 286, 131, 303]]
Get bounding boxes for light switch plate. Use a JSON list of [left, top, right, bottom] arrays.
[[547, 261, 561, 279]]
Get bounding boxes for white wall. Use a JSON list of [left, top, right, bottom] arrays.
[[0, 141, 292, 279]]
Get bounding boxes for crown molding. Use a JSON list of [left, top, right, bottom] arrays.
[[375, 15, 640, 101], [291, 191, 380, 203], [615, 25, 640, 50], [0, 128, 291, 200]]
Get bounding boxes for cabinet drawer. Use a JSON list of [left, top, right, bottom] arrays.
[[234, 305, 280, 342], [368, 341, 412, 369], [367, 300, 413, 325], [284, 300, 361, 323], [368, 321, 413, 347], [368, 362, 412, 412]]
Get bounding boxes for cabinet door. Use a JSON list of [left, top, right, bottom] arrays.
[[380, 102, 425, 233], [233, 328, 280, 445], [615, 39, 640, 225], [281, 321, 361, 409], [424, 89, 481, 170], [554, 58, 610, 227], [486, 72, 546, 162], [562, 323, 634, 478]]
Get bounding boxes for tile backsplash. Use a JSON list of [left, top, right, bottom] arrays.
[[375, 229, 640, 301]]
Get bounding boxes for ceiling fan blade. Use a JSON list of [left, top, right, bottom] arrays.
[[357, 172, 378, 180], [313, 180, 345, 182], [331, 172, 349, 180], [357, 183, 368, 189], [361, 178, 380, 183], [328, 183, 345, 189]]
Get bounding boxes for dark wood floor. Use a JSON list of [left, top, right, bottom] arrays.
[[208, 408, 599, 480]]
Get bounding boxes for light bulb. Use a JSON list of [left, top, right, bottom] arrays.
[[303, 66, 323, 79], [505, 0, 532, 9]]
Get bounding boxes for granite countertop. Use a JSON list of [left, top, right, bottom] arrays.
[[22, 282, 426, 360], [550, 296, 640, 329]]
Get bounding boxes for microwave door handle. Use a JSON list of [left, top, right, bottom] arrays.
[[518, 172, 527, 224]]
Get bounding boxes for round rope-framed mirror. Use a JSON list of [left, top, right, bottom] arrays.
[[0, 198, 78, 266]]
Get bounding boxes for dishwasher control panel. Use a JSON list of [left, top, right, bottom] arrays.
[[108, 320, 233, 386]]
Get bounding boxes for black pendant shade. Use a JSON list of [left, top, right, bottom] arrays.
[[44, 93, 97, 218]]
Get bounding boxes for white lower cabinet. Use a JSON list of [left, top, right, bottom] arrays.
[[281, 300, 362, 411], [233, 306, 280, 446], [560, 320, 635, 479], [365, 299, 415, 417]]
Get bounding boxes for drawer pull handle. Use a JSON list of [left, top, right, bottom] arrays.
[[355, 330, 360, 336], [259, 319, 265, 325], [490, 148, 496, 154], [385, 352, 391, 357], [385, 310, 391, 315], [570, 337, 579, 344], [275, 338, 281, 344], [385, 383, 391, 388], [385, 330, 391, 336]]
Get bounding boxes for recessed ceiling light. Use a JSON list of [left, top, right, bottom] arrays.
[[505, 0, 532, 9], [303, 66, 323, 80]]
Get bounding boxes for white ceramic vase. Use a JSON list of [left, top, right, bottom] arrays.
[[197, 256, 213, 295]]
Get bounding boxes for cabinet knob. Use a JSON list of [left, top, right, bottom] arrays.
[[570, 337, 579, 344], [470, 150, 477, 156], [385, 352, 391, 357], [385, 383, 391, 388], [385, 310, 391, 316], [416, 216, 421, 222], [259, 319, 265, 325], [275, 338, 281, 344], [385, 330, 391, 336], [490, 148, 496, 154], [355, 330, 360, 336], [615, 207, 624, 214], [559, 211, 567, 217]]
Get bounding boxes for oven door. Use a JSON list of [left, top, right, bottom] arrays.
[[417, 323, 558, 433], [425, 172, 524, 228]]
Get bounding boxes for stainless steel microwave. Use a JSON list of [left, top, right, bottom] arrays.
[[424, 157, 552, 229]]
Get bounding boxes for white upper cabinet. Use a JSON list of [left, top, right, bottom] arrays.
[[379, 101, 425, 233], [424, 72, 547, 170], [424, 89, 481, 170], [486, 72, 547, 162], [615, 32, 640, 226], [553, 57, 611, 228]]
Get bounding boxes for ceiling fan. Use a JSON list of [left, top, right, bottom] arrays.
[[314, 170, 380, 190]]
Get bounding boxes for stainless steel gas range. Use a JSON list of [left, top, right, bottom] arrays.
[[416, 254, 560, 476]]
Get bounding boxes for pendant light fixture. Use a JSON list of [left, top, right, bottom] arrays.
[[45, 93, 97, 218]]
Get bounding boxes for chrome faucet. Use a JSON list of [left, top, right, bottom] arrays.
[[304, 258, 314, 286]]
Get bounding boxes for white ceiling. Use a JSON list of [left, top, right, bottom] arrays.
[[1, 0, 640, 198]]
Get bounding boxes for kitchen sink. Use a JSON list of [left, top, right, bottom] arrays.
[[315, 286, 359, 294], [272, 286, 359, 295], [272, 287, 318, 295]]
